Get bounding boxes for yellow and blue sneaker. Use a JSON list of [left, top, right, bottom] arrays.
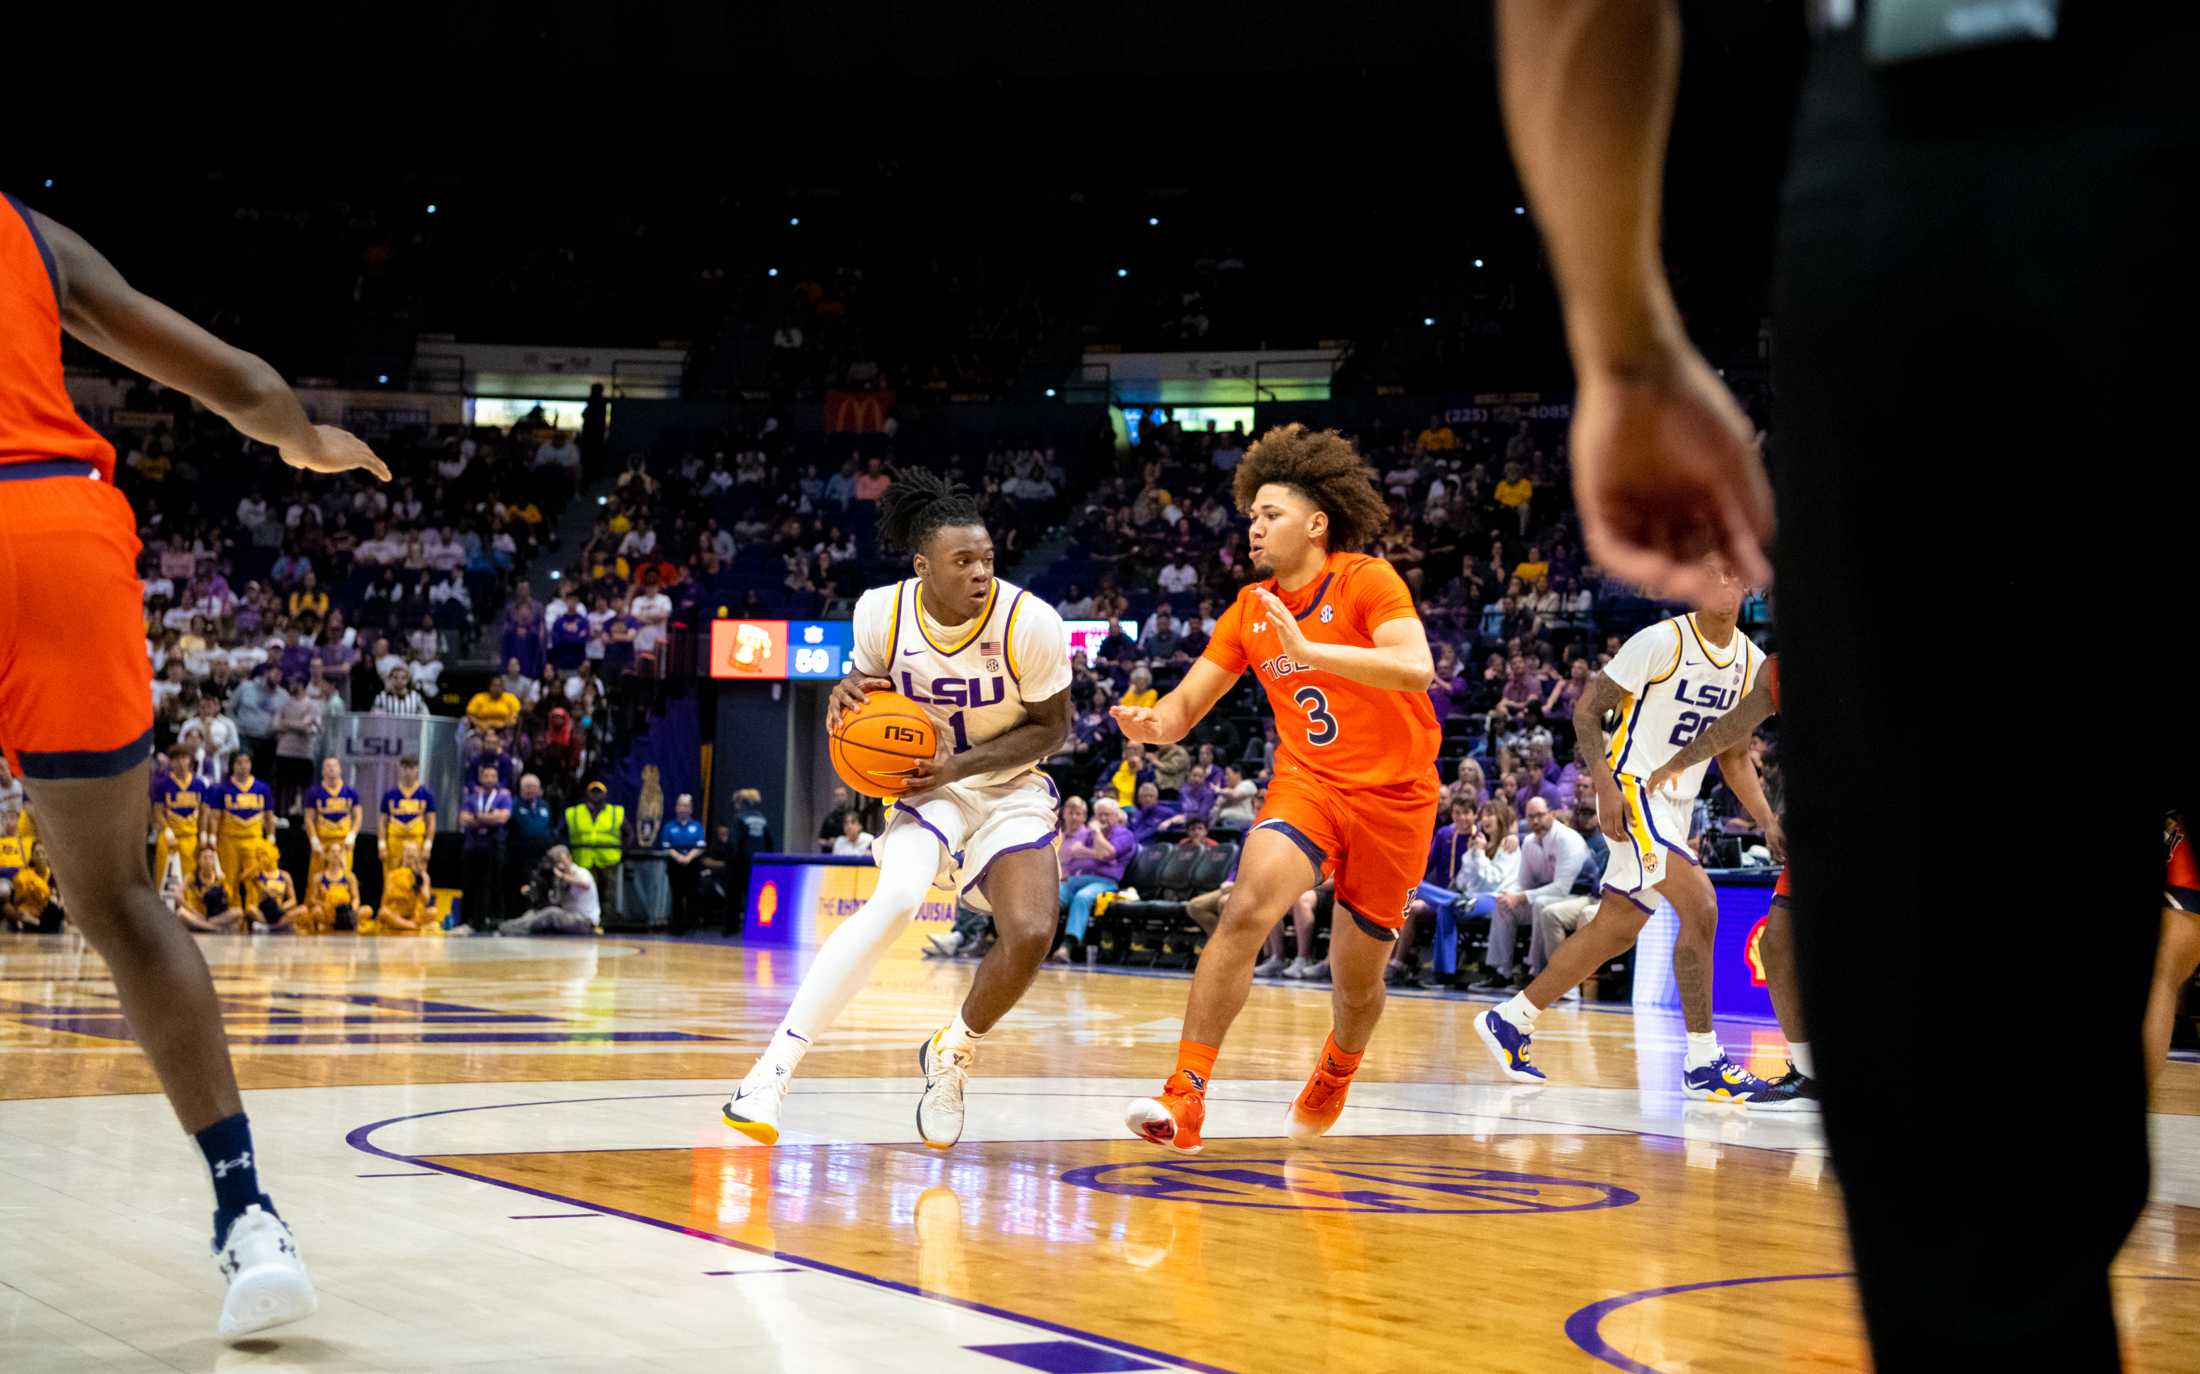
[[1474, 1009, 1547, 1084], [1682, 1055, 1781, 1104]]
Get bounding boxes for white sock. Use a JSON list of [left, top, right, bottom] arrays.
[[770, 825, 937, 1053], [1788, 1041, 1815, 1077], [1498, 992, 1539, 1031], [935, 1009, 985, 1061], [762, 1025, 812, 1076], [1685, 1031, 1723, 1068]]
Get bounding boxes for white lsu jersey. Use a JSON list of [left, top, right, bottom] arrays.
[[1603, 613, 1765, 803], [850, 576, 1072, 791]]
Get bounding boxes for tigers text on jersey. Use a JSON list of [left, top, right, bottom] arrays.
[[1201, 552, 1440, 790], [1604, 614, 1765, 802], [851, 576, 1071, 791]]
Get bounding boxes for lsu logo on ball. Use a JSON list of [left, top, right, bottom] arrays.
[[883, 724, 925, 744]]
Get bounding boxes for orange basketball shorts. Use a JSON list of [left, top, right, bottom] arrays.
[[1249, 764, 1439, 941], [0, 463, 153, 779], [1774, 866, 1791, 901]]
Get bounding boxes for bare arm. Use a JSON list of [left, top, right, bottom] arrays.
[[1495, 0, 1682, 369], [1575, 672, 1633, 845], [1110, 657, 1238, 746], [1647, 674, 1777, 793], [33, 210, 389, 481], [906, 687, 1071, 790], [1494, 1, 1771, 596], [1258, 590, 1436, 694]]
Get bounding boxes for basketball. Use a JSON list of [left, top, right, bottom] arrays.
[[829, 690, 938, 798]]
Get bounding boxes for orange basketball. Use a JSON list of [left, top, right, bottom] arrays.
[[830, 690, 939, 798]]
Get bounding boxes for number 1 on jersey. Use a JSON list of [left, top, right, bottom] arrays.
[[1293, 686, 1338, 747], [947, 711, 970, 754]]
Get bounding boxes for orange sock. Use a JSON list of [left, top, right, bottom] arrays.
[[1173, 1040, 1218, 1092], [1319, 1033, 1364, 1079]]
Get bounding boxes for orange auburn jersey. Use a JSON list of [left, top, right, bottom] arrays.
[[0, 195, 115, 476], [1201, 551, 1439, 790]]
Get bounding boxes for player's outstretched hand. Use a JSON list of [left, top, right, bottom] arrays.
[[1571, 339, 1772, 602], [280, 424, 392, 482], [826, 674, 894, 733], [1646, 763, 1680, 798], [1109, 705, 1168, 744]]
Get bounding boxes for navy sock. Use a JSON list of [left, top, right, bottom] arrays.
[[194, 1112, 274, 1247]]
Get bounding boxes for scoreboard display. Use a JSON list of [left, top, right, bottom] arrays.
[[706, 619, 856, 681]]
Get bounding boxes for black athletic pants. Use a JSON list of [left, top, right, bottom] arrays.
[[1772, 20, 2196, 1370]]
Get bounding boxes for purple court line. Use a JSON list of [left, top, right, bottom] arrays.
[[331, 1086, 1823, 1164], [1563, 1272, 2200, 1373], [344, 1093, 1234, 1374], [510, 1212, 602, 1220], [357, 1171, 440, 1178]]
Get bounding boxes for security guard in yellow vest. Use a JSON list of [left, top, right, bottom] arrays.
[[564, 781, 626, 916]]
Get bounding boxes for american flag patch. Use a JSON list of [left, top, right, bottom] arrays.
[[980, 640, 1002, 656]]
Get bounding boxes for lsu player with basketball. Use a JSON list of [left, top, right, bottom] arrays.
[[721, 468, 1072, 1149], [1647, 651, 1816, 1106], [0, 192, 385, 1334], [1112, 424, 1441, 1153], [150, 740, 204, 885], [201, 751, 274, 908], [380, 755, 436, 870], [1475, 558, 1793, 1103], [302, 755, 361, 890]]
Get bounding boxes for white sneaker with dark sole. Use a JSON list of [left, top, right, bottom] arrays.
[[217, 1205, 317, 1342]]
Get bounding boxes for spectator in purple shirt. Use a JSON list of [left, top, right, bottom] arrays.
[[1176, 743, 1220, 822], [1051, 797, 1136, 964], [1427, 644, 1470, 720], [1513, 767, 1565, 820], [501, 603, 546, 680], [1127, 781, 1181, 843], [549, 606, 592, 672], [467, 727, 521, 792], [278, 626, 318, 682]]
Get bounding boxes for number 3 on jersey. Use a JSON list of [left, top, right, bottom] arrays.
[[1293, 686, 1338, 747]]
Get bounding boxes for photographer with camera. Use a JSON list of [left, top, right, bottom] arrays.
[[498, 846, 600, 936]]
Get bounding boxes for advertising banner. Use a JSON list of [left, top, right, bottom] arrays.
[[742, 856, 959, 951]]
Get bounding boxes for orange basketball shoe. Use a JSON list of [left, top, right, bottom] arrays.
[[1123, 1071, 1207, 1154], [1286, 1051, 1356, 1144]]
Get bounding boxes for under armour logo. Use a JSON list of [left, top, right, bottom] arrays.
[[1250, 620, 1268, 634], [1318, 605, 1334, 624], [211, 1152, 253, 1179]]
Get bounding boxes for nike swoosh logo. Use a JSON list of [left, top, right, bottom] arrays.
[[903, 649, 925, 657]]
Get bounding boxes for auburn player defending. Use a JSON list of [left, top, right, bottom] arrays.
[[1475, 560, 1793, 1104], [1647, 653, 1814, 1106], [721, 469, 1072, 1149], [0, 193, 386, 1337], [1114, 424, 1439, 1152]]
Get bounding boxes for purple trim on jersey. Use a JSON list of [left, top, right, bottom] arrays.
[[1611, 692, 1651, 778], [0, 458, 99, 484], [1251, 818, 1327, 873], [1264, 572, 1333, 621], [4, 194, 61, 302], [889, 806, 964, 870], [1602, 884, 1657, 915], [16, 725, 153, 781], [885, 580, 905, 664], [1338, 896, 1400, 943], [959, 833, 1060, 906], [1002, 589, 1028, 684]]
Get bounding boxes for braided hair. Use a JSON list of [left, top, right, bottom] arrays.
[[875, 464, 986, 555]]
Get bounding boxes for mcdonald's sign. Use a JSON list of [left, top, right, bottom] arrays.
[[824, 387, 896, 434]]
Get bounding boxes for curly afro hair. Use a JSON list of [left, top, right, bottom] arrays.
[[1231, 423, 1390, 553], [876, 464, 987, 555]]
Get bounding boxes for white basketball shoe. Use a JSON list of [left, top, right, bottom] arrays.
[[216, 1205, 317, 1341]]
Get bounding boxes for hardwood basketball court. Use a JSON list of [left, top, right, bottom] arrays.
[[3, 931, 2194, 1373]]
